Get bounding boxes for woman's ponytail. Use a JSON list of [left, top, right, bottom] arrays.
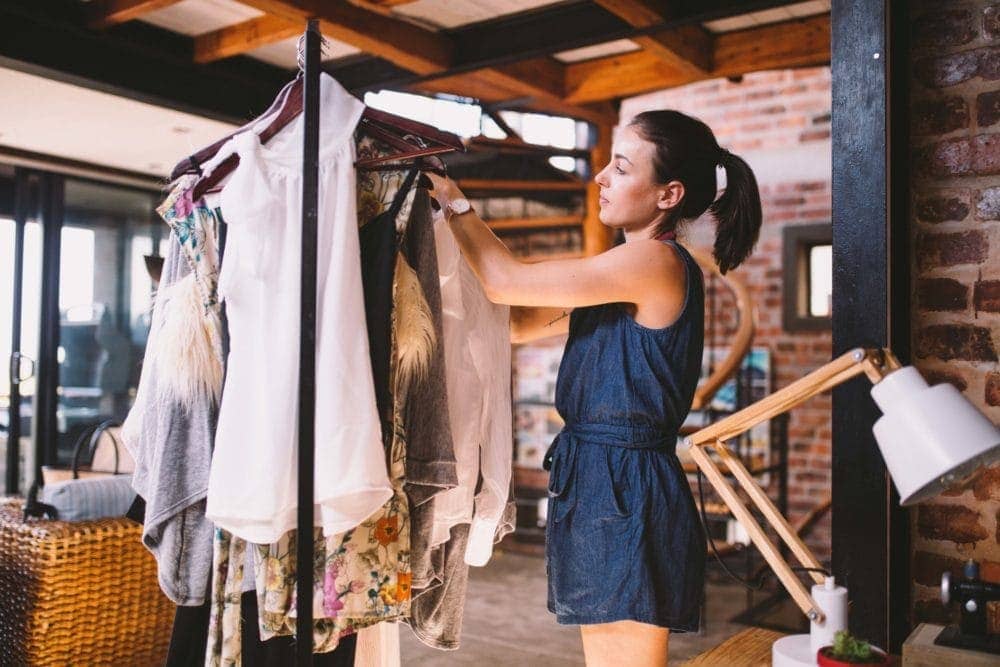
[[629, 110, 763, 274], [709, 149, 762, 274]]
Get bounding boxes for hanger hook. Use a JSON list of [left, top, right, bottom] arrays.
[[296, 24, 330, 72]]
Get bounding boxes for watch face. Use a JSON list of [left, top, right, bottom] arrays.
[[450, 198, 471, 215]]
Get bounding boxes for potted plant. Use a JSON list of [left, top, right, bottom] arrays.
[[817, 630, 890, 666]]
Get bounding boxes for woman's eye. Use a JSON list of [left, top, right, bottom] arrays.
[[615, 166, 625, 175]]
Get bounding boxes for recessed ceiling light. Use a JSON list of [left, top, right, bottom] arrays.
[[171, 126, 192, 134]]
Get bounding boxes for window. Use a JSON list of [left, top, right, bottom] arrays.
[[362, 90, 586, 173], [782, 223, 832, 331]]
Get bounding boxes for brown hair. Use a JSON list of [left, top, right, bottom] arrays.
[[629, 110, 762, 273]]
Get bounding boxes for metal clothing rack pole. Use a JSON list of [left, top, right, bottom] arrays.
[[296, 18, 321, 666]]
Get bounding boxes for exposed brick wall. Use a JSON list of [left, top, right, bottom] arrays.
[[909, 0, 1000, 631], [621, 68, 834, 560]]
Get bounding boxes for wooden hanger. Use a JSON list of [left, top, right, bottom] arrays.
[[168, 77, 298, 182], [188, 76, 463, 201], [356, 106, 464, 167], [354, 115, 460, 171], [190, 75, 307, 200]]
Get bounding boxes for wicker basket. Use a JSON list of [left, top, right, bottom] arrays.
[[0, 497, 174, 666]]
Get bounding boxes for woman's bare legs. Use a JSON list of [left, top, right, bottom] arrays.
[[580, 621, 669, 666]]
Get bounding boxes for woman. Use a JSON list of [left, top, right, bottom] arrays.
[[428, 109, 761, 666]]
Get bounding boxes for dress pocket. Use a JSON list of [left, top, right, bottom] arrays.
[[546, 434, 578, 523], [602, 447, 634, 519]]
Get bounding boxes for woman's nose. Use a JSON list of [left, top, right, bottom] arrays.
[[594, 166, 608, 187]]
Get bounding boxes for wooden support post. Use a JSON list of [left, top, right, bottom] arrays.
[[583, 120, 613, 256]]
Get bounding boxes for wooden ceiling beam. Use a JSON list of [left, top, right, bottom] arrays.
[[348, 0, 420, 14], [414, 57, 616, 126], [591, 0, 665, 26], [194, 14, 301, 63], [229, 2, 609, 123], [634, 26, 713, 77], [714, 12, 829, 73], [87, 0, 185, 29], [458, 179, 585, 193], [236, 0, 451, 74], [594, 0, 713, 76], [565, 13, 830, 103]]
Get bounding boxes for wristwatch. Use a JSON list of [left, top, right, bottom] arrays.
[[446, 198, 473, 218]]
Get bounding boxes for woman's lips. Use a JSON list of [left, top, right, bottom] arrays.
[[599, 196, 608, 206]]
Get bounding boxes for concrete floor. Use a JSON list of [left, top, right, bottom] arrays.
[[399, 550, 793, 666]]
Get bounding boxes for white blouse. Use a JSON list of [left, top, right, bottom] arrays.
[[432, 212, 513, 566], [206, 74, 393, 544]]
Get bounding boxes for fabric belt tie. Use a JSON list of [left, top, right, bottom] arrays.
[[542, 421, 676, 471]]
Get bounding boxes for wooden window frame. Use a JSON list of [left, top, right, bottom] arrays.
[[782, 223, 833, 332]]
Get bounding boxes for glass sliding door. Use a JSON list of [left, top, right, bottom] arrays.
[[52, 178, 163, 464], [1, 168, 41, 494], [2, 166, 163, 488]]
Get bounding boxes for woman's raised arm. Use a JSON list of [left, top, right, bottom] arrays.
[[426, 173, 684, 313]]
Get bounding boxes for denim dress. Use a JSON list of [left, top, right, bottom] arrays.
[[545, 240, 706, 631]]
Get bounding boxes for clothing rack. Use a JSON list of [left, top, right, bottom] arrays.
[[296, 19, 321, 666]]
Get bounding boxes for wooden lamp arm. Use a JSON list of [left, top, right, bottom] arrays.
[[686, 347, 900, 623], [689, 348, 895, 447]]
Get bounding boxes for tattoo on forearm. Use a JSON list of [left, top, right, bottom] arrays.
[[546, 310, 569, 327]]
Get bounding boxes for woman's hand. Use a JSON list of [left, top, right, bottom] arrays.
[[425, 172, 465, 217]]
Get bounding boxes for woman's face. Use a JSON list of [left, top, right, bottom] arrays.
[[593, 124, 680, 233]]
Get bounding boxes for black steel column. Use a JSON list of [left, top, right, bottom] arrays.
[[885, 0, 912, 652], [34, 172, 64, 471], [831, 0, 910, 651], [296, 18, 321, 666], [5, 169, 29, 494]]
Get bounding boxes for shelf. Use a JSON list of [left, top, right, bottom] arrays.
[[695, 500, 733, 517], [457, 178, 585, 192], [497, 538, 546, 557], [521, 250, 584, 263], [467, 136, 592, 159], [513, 465, 549, 490], [486, 215, 581, 231], [682, 453, 768, 475], [709, 539, 746, 558]]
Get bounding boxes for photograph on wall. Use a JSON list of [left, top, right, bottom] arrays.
[[513, 343, 566, 469], [513, 344, 563, 404], [514, 404, 565, 469]]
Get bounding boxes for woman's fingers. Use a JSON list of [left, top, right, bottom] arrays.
[[425, 171, 447, 193]]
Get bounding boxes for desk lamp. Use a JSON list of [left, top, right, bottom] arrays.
[[686, 348, 1000, 667]]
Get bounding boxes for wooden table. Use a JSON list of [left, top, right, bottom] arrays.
[[902, 623, 1000, 666], [681, 627, 787, 666]]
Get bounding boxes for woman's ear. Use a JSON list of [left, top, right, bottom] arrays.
[[657, 180, 685, 211]]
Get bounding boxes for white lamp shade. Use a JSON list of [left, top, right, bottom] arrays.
[[871, 366, 1000, 506]]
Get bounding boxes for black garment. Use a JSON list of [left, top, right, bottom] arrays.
[[161, 593, 360, 667], [166, 602, 212, 667], [359, 167, 418, 429], [240, 593, 357, 666]]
